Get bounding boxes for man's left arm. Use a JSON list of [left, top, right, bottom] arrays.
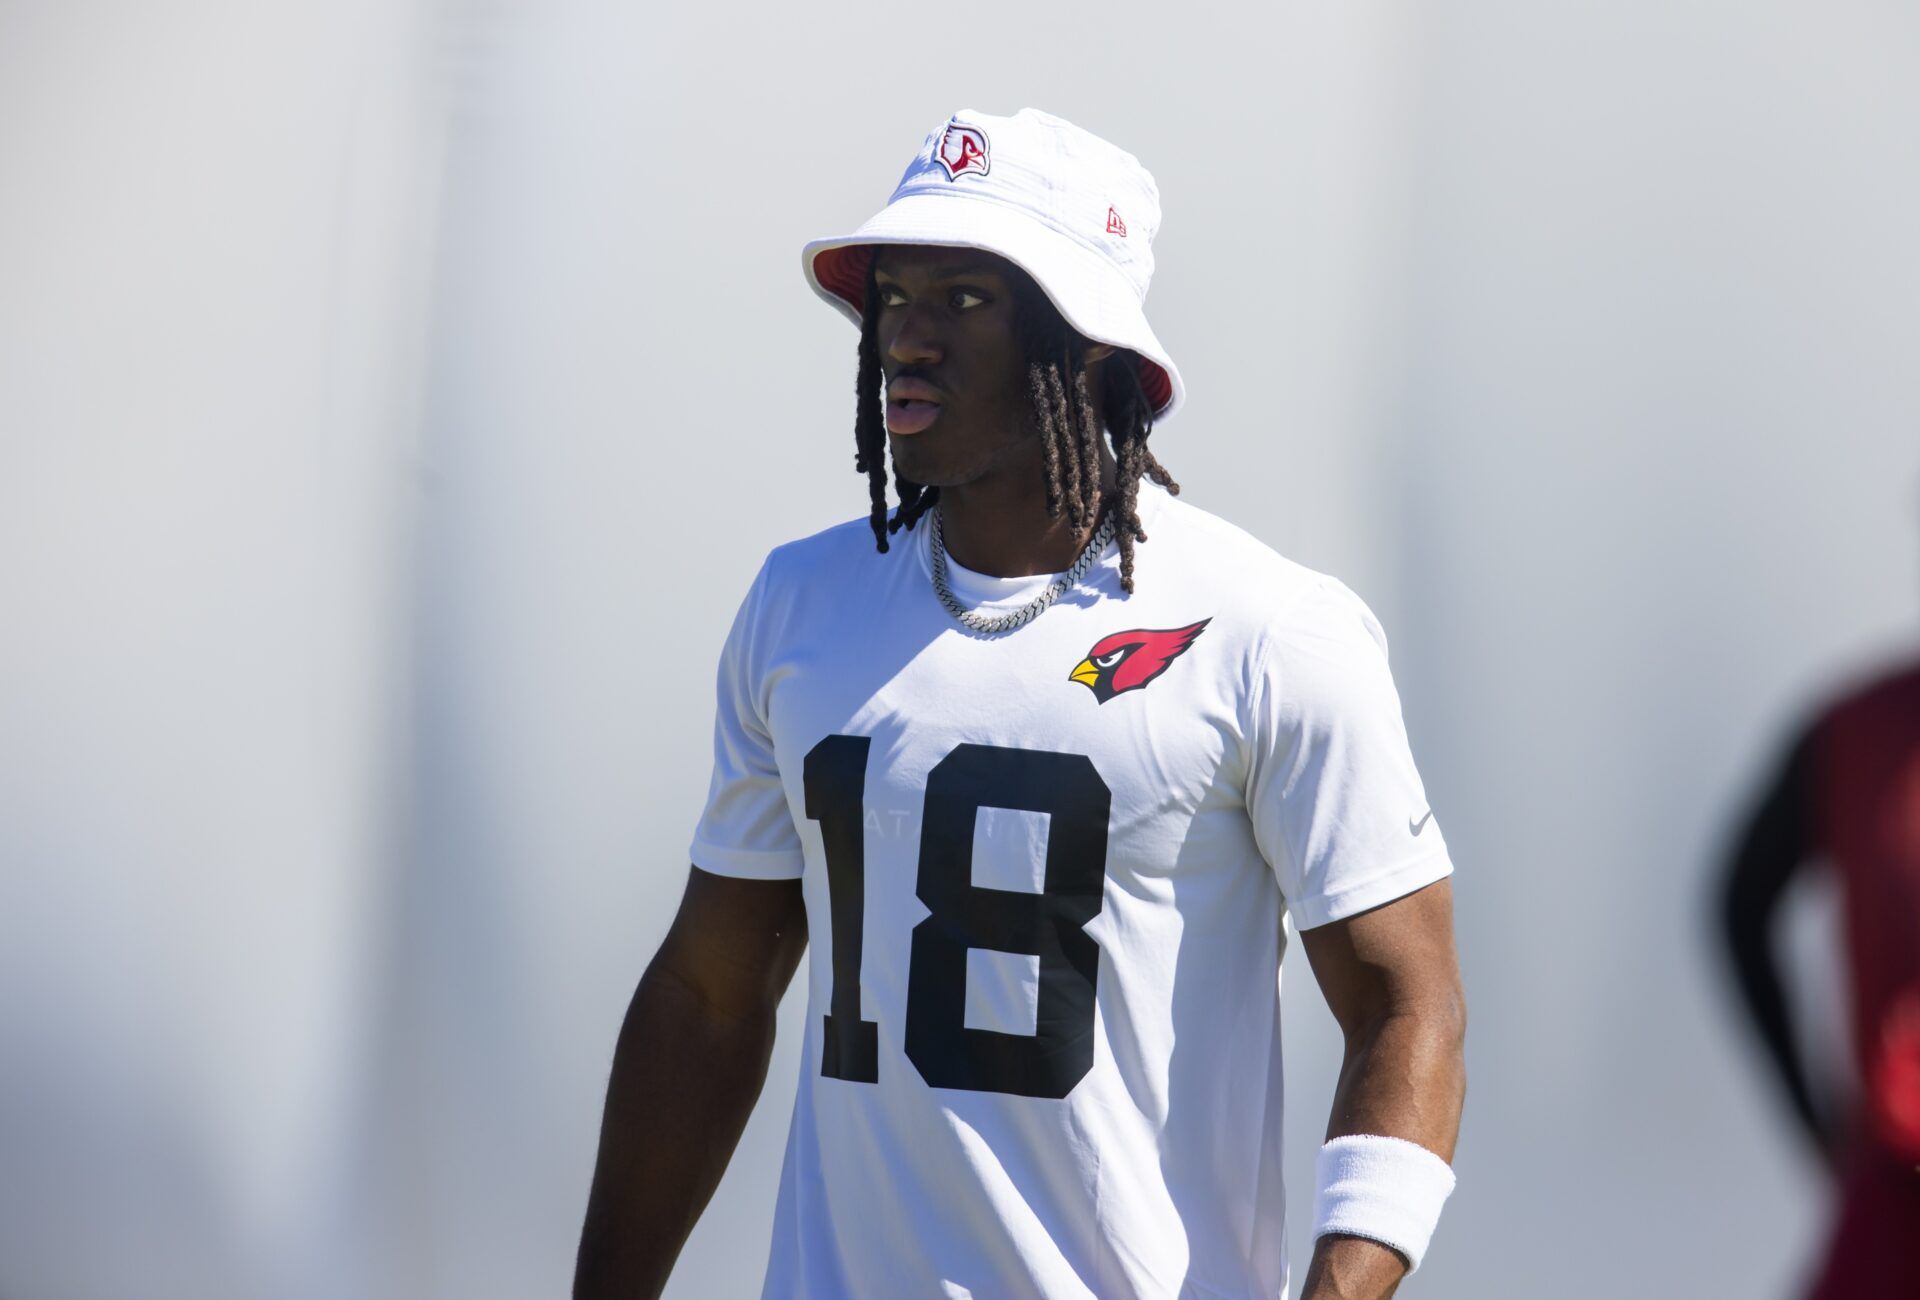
[[1297, 877, 1467, 1300]]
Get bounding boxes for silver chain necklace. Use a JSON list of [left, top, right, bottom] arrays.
[[927, 505, 1116, 634]]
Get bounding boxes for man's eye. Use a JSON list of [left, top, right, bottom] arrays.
[[876, 285, 908, 307], [951, 289, 986, 310]]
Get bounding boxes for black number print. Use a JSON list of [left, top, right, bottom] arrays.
[[906, 744, 1111, 1097], [802, 734, 1112, 1099], [804, 733, 879, 1082]]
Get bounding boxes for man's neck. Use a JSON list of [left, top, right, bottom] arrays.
[[935, 448, 1120, 578]]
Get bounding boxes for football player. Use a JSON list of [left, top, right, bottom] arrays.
[[576, 108, 1467, 1300], [1721, 659, 1920, 1298]]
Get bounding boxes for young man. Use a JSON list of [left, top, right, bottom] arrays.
[[576, 108, 1466, 1300], [1720, 660, 1920, 1298]]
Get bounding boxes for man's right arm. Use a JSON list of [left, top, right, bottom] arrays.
[[573, 864, 808, 1300]]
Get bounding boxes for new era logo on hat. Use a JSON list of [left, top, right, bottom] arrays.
[[803, 108, 1184, 421]]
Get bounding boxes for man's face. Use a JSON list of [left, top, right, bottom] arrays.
[[870, 246, 1040, 489]]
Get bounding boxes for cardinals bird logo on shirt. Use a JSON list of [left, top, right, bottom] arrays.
[[1069, 618, 1211, 704]]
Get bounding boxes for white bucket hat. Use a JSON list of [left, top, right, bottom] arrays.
[[803, 107, 1185, 421]]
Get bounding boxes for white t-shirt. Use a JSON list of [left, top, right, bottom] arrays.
[[688, 479, 1452, 1300]]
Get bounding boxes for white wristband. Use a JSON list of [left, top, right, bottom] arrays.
[[1311, 1134, 1456, 1274]]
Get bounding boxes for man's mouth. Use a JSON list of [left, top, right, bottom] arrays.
[[886, 378, 945, 436]]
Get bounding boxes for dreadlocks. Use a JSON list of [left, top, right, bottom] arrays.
[[850, 256, 1180, 595]]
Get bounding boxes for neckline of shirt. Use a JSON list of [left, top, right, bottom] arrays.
[[915, 478, 1174, 609]]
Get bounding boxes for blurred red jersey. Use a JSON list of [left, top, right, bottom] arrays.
[[1807, 662, 1920, 1300], [1814, 663, 1920, 1161]]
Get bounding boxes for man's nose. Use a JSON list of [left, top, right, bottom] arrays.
[[885, 306, 942, 367]]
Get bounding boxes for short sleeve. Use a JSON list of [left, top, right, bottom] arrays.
[[1244, 579, 1453, 929], [686, 558, 806, 880]]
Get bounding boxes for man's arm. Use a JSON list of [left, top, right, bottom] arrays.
[[1717, 727, 1833, 1163], [573, 865, 808, 1300], [1297, 877, 1467, 1300]]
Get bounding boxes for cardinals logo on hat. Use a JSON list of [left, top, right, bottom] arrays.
[[1069, 618, 1211, 704], [934, 121, 990, 180]]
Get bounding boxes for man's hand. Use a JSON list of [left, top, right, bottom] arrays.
[[573, 866, 807, 1300], [1298, 877, 1467, 1299]]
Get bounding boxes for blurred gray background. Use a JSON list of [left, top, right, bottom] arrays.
[[3, 1, 1917, 1296]]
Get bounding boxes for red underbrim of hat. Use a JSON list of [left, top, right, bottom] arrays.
[[813, 245, 1175, 418]]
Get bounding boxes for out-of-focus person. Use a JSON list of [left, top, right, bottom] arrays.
[[1719, 654, 1920, 1299]]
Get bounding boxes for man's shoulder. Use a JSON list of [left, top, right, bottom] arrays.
[[1146, 489, 1370, 640], [762, 511, 887, 578], [700, 514, 885, 637]]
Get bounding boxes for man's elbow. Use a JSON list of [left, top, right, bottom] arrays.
[[1400, 986, 1468, 1103], [1341, 985, 1467, 1074], [1432, 981, 1467, 1054], [1404, 980, 1468, 1082], [1379, 970, 1466, 1052], [636, 955, 785, 1042]]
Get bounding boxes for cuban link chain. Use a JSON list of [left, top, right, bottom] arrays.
[[927, 505, 1116, 634]]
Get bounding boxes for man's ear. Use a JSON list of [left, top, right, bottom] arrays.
[[1083, 342, 1117, 364]]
